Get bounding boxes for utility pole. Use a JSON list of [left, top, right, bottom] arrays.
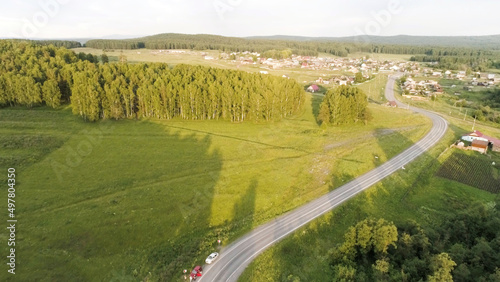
[[472, 116, 476, 131], [463, 109, 467, 121]]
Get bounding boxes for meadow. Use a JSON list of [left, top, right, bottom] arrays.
[[239, 73, 500, 282], [240, 116, 499, 282], [0, 83, 431, 281]]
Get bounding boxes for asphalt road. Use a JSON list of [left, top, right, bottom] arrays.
[[198, 74, 448, 282]]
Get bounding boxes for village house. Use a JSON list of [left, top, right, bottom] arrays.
[[432, 71, 443, 77], [462, 130, 500, 152], [307, 84, 319, 93], [456, 71, 466, 80], [385, 101, 398, 108]]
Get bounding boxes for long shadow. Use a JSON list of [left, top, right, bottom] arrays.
[[231, 178, 257, 236], [162, 124, 312, 154], [18, 119, 223, 281], [311, 94, 324, 126], [374, 127, 438, 205]]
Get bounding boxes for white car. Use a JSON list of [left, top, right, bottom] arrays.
[[205, 252, 219, 264]]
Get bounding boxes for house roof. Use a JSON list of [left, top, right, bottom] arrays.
[[472, 139, 489, 149], [466, 130, 500, 146], [466, 130, 484, 137], [484, 135, 500, 146]]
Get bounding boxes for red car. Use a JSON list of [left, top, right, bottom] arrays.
[[190, 266, 202, 280]]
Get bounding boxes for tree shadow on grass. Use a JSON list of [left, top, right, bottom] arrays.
[[311, 94, 324, 126], [19, 119, 223, 282], [374, 127, 440, 206], [231, 178, 258, 236]]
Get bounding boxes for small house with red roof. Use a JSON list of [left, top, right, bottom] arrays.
[[307, 84, 320, 93], [462, 130, 500, 152]]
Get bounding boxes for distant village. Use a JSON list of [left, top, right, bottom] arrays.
[[218, 51, 407, 74], [150, 49, 500, 97]]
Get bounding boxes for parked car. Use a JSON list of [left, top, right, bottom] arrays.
[[205, 252, 219, 264], [190, 266, 202, 280]]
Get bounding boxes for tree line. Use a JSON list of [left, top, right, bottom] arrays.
[[330, 201, 500, 281], [410, 54, 500, 71], [8, 39, 82, 49], [33, 40, 82, 49], [318, 85, 370, 126], [84, 33, 500, 63], [0, 40, 305, 122]]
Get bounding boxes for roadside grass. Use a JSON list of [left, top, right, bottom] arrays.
[[356, 74, 389, 102], [395, 82, 500, 133], [240, 118, 498, 282], [0, 94, 431, 281]]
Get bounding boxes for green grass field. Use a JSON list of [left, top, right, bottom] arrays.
[[240, 119, 499, 281], [0, 92, 431, 281], [239, 75, 500, 282], [356, 74, 389, 102]]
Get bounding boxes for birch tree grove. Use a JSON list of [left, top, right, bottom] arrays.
[[318, 85, 369, 126], [0, 40, 305, 123]]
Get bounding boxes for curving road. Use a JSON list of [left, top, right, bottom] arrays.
[[199, 74, 448, 282]]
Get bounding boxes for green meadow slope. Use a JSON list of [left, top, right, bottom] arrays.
[[0, 90, 431, 281]]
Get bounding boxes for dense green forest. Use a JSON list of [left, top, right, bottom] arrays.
[[0, 40, 304, 122], [330, 201, 500, 281], [70, 63, 304, 122], [33, 40, 82, 49], [410, 53, 500, 71], [318, 85, 369, 125], [248, 34, 500, 50]]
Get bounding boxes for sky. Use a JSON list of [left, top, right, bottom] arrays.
[[1, 0, 499, 39]]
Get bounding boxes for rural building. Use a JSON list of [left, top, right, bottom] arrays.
[[456, 71, 466, 80], [489, 138, 500, 152], [385, 101, 398, 107], [471, 140, 488, 154], [462, 130, 489, 143], [462, 130, 500, 152], [307, 84, 319, 92]]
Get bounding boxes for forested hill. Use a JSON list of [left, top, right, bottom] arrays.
[[5, 39, 82, 48], [247, 34, 500, 50], [0, 40, 304, 122], [85, 33, 500, 58]]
